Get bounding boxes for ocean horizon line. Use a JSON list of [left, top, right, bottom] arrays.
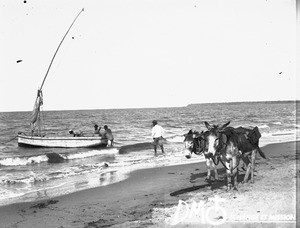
[[1, 99, 298, 113]]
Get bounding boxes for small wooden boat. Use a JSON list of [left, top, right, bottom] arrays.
[[18, 134, 108, 148], [17, 9, 108, 148]]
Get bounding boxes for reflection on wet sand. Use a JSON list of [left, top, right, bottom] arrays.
[[99, 170, 117, 186]]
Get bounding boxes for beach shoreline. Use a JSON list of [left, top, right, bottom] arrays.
[[0, 141, 298, 228]]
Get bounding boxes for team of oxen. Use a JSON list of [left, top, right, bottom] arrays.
[[184, 121, 266, 191]]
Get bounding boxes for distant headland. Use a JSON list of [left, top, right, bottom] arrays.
[[187, 100, 299, 107]]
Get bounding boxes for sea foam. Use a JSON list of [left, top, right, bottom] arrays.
[[0, 155, 48, 166], [0, 148, 118, 167]]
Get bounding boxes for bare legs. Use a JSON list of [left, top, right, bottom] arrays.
[[153, 144, 164, 156]]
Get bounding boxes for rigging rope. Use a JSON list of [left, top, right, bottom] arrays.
[[0, 135, 18, 145], [40, 8, 84, 90]]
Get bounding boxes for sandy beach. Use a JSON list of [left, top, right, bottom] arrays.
[[0, 141, 298, 228]]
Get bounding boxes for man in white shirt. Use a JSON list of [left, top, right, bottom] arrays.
[[151, 120, 165, 156]]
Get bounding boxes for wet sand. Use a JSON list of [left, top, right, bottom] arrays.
[[0, 141, 298, 228]]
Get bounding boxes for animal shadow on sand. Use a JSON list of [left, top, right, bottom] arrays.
[[170, 168, 249, 197]]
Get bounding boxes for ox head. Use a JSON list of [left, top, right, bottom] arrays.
[[204, 121, 230, 158], [184, 130, 206, 159]]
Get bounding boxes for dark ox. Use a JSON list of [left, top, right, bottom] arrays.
[[184, 130, 219, 181], [204, 121, 266, 190]]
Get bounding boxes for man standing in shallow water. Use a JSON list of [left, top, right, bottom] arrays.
[[103, 125, 114, 147], [151, 120, 165, 156]]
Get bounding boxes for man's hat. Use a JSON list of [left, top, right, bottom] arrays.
[[152, 120, 157, 125]]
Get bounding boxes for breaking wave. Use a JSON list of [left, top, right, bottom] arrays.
[[258, 124, 270, 129], [0, 155, 48, 166], [0, 148, 118, 167], [1, 174, 48, 185]]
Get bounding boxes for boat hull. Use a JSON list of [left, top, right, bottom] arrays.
[[18, 134, 108, 148]]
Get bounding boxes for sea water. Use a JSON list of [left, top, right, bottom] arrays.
[[0, 101, 298, 206]]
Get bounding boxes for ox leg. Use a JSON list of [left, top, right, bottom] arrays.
[[206, 158, 211, 181], [242, 155, 251, 183], [232, 156, 238, 190], [210, 159, 219, 180], [250, 150, 257, 183], [226, 160, 232, 191]]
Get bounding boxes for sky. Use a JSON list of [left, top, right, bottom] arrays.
[[0, 0, 297, 112]]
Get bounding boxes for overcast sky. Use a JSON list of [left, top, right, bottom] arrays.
[[0, 0, 297, 112]]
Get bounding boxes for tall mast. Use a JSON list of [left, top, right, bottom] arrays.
[[40, 8, 84, 91], [30, 8, 84, 134]]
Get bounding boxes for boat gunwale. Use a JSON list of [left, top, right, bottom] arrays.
[[17, 134, 108, 148], [18, 134, 107, 141]]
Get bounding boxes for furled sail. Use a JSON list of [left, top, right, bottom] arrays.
[[27, 8, 84, 136], [30, 90, 43, 133]]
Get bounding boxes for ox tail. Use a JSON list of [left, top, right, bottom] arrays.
[[257, 147, 266, 159]]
